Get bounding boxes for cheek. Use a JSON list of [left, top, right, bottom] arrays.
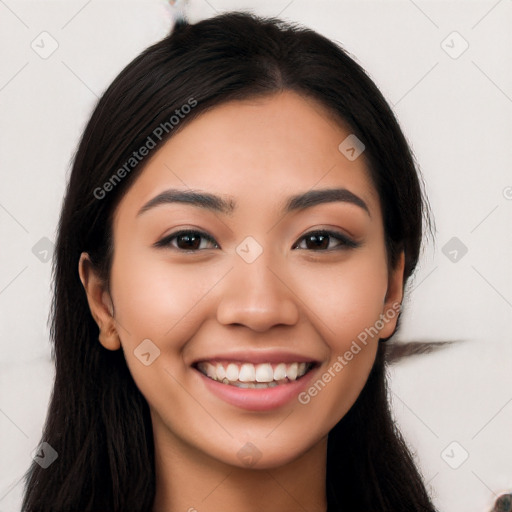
[[109, 245, 216, 342], [295, 252, 389, 348], [291, 249, 388, 417], [108, 248, 217, 409]]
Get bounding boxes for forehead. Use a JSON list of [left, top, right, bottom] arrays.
[[113, 90, 380, 222]]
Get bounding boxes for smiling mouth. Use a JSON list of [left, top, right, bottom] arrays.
[[194, 361, 317, 388]]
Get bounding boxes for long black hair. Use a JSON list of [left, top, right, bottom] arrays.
[[22, 11, 438, 511]]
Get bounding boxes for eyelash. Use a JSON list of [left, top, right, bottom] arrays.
[[154, 229, 360, 252]]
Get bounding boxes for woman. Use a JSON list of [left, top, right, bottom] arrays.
[[21, 11, 439, 511]]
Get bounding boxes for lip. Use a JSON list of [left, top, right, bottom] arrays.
[[193, 361, 319, 412]]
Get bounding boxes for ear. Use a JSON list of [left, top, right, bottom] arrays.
[[379, 251, 405, 340], [78, 252, 121, 350]]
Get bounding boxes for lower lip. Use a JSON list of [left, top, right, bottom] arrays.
[[194, 366, 317, 411]]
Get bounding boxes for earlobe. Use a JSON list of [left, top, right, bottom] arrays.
[[379, 251, 405, 340], [78, 252, 121, 350]]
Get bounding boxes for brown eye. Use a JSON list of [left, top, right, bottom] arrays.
[[293, 230, 359, 251], [154, 230, 219, 251]]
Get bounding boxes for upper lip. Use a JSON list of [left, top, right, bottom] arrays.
[[192, 350, 321, 366]]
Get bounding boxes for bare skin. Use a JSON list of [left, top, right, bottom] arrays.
[[79, 90, 404, 512]]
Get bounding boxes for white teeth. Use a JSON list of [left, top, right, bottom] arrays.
[[255, 363, 273, 383], [216, 364, 226, 380], [239, 363, 256, 382], [273, 363, 287, 381], [286, 362, 298, 380], [196, 360, 312, 387], [226, 363, 239, 381], [205, 363, 217, 379]]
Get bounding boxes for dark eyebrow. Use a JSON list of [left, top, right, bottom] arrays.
[[283, 188, 370, 216], [137, 189, 235, 217], [137, 187, 370, 217]]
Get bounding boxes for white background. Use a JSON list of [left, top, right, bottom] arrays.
[[0, 1, 511, 511]]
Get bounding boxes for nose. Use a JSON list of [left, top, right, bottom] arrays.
[[215, 250, 300, 332]]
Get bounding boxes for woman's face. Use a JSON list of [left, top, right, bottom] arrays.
[[81, 90, 403, 469]]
